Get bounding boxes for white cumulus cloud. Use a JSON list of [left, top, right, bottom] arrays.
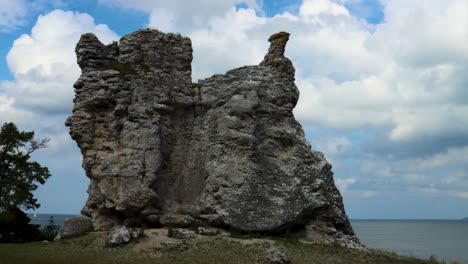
[[300, 0, 350, 17], [1, 9, 119, 115], [335, 177, 356, 193], [452, 192, 468, 199], [0, 0, 27, 31], [416, 146, 468, 171], [316, 136, 352, 156]]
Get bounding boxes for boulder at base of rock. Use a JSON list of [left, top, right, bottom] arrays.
[[63, 216, 93, 238], [106, 226, 145, 246], [107, 226, 131, 246]]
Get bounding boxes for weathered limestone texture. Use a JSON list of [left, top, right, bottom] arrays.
[[66, 29, 361, 248], [62, 215, 93, 238]]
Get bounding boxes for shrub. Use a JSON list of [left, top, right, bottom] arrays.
[[40, 216, 61, 241]]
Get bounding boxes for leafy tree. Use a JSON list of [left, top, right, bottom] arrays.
[[0, 122, 51, 242], [0, 122, 51, 211]]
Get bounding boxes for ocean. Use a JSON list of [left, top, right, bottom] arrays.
[[29, 214, 76, 229], [351, 220, 468, 263], [29, 214, 468, 263]]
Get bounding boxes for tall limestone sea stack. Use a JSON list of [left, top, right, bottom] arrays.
[[66, 29, 361, 248]]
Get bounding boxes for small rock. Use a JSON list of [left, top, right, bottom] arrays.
[[266, 246, 290, 264], [63, 216, 93, 238], [160, 240, 182, 248], [54, 232, 62, 241], [42, 240, 49, 243], [167, 228, 195, 240], [130, 228, 144, 240], [107, 226, 131, 246], [196, 227, 220, 236]]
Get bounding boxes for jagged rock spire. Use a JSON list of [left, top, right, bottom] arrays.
[[260, 31, 295, 81], [262, 31, 290, 61]]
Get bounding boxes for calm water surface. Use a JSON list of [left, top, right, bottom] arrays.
[[30, 215, 467, 263], [351, 220, 468, 263], [29, 214, 76, 228]]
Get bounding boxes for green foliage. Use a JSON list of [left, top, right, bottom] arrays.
[[0, 122, 51, 242], [40, 216, 61, 241], [0, 206, 40, 242], [0, 122, 51, 211], [187, 83, 202, 97]]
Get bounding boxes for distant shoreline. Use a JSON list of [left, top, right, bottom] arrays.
[[27, 213, 468, 221], [27, 214, 468, 223], [27, 213, 79, 216], [351, 219, 468, 221]]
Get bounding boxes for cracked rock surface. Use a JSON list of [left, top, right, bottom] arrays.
[[66, 29, 361, 248]]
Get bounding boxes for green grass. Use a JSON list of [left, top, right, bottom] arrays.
[[0, 232, 458, 264]]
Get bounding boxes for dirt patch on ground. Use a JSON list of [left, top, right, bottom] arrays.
[[130, 227, 276, 253], [132, 228, 183, 252]]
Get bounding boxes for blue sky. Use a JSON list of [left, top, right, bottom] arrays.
[[1, 0, 467, 219]]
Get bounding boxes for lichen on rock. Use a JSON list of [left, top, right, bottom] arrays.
[[66, 28, 362, 248]]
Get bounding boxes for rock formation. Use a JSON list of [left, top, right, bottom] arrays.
[[62, 216, 93, 238], [66, 29, 361, 248]]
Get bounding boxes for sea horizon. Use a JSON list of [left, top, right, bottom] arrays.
[[28, 213, 467, 221]]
